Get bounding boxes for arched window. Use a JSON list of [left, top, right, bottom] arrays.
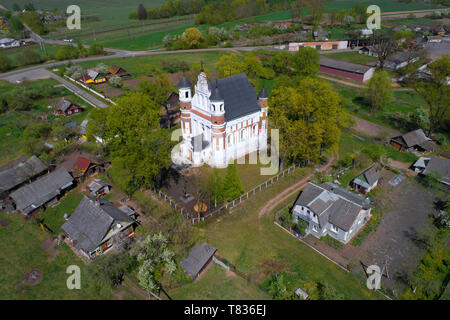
[[240, 129, 246, 141], [253, 124, 258, 136], [227, 134, 233, 146]]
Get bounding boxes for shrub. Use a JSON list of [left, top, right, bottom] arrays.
[[109, 76, 123, 88], [0, 54, 12, 72]]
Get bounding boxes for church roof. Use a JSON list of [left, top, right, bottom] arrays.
[[207, 73, 260, 121], [258, 87, 268, 99], [177, 76, 191, 89], [209, 81, 223, 102]]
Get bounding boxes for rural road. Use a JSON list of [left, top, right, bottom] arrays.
[[257, 155, 335, 220]]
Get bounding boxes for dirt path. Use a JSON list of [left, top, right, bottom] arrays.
[[257, 155, 335, 219], [351, 115, 401, 139]]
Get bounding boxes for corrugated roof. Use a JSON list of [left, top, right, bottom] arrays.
[[10, 168, 73, 215], [61, 196, 134, 252], [0, 156, 47, 193], [320, 57, 373, 74], [180, 243, 216, 278], [422, 157, 450, 185]]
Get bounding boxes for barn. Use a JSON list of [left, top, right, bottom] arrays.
[[319, 57, 375, 82]]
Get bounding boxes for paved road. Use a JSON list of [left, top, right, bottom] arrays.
[[50, 73, 110, 108]]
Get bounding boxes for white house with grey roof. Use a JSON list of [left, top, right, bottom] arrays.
[[292, 182, 372, 243], [173, 71, 268, 168], [62, 196, 136, 258]]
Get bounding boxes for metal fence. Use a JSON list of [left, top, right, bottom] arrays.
[[150, 161, 307, 225]]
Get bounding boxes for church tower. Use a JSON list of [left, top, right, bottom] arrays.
[[210, 81, 227, 167], [178, 76, 192, 161], [257, 87, 268, 150]]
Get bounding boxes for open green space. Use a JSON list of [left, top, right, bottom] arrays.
[[198, 166, 383, 300], [322, 51, 378, 65], [169, 263, 271, 300], [0, 44, 65, 69], [0, 210, 122, 299], [75, 51, 224, 79], [0, 79, 93, 166]]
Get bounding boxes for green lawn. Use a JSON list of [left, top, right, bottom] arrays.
[[169, 263, 271, 300], [322, 51, 378, 65], [38, 189, 84, 234], [0, 210, 122, 299]]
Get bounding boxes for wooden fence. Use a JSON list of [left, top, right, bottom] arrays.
[[150, 161, 307, 225]]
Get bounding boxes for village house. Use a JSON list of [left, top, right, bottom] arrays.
[[57, 151, 109, 182], [351, 164, 382, 194], [78, 69, 107, 85], [292, 182, 372, 244], [384, 52, 420, 71], [412, 156, 450, 187], [0, 155, 48, 201], [62, 196, 137, 259], [319, 57, 375, 82], [390, 128, 435, 153], [358, 46, 378, 57], [180, 242, 217, 281], [161, 91, 180, 128], [174, 71, 268, 168], [426, 35, 442, 43], [281, 40, 348, 52], [0, 38, 20, 48], [106, 65, 131, 78], [54, 97, 83, 116], [88, 179, 111, 197], [10, 168, 74, 216]]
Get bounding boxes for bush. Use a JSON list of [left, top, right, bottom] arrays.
[[0, 54, 12, 72], [54, 46, 79, 61], [109, 76, 123, 88]]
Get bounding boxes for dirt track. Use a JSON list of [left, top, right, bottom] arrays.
[[257, 155, 335, 219]]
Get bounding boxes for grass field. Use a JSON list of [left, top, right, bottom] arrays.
[[75, 51, 224, 79], [169, 263, 271, 300], [0, 79, 92, 167], [0, 44, 65, 68], [0, 210, 121, 299], [196, 165, 383, 300], [322, 51, 378, 65]]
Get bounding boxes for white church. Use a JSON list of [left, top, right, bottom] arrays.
[[174, 70, 268, 168]]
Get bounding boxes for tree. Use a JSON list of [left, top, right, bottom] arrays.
[[206, 168, 224, 206], [87, 252, 134, 288], [0, 54, 12, 72], [290, 47, 320, 78], [109, 76, 123, 88], [95, 63, 109, 74], [54, 46, 78, 60], [216, 53, 244, 78], [86, 107, 108, 142], [12, 3, 21, 11], [88, 43, 105, 56], [362, 144, 387, 163], [137, 4, 147, 20], [136, 233, 176, 299], [370, 30, 398, 69], [411, 56, 450, 136], [268, 274, 298, 300], [104, 92, 173, 194], [20, 49, 43, 65], [222, 163, 243, 201], [22, 11, 46, 35], [365, 70, 393, 112], [180, 27, 205, 48], [23, 3, 35, 11], [269, 78, 349, 167]]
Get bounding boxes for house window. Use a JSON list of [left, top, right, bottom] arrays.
[[307, 210, 310, 214], [330, 224, 339, 233], [312, 225, 318, 232], [315, 45, 321, 50], [227, 134, 232, 146], [332, 44, 338, 49]]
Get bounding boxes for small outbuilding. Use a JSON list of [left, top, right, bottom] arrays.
[[180, 243, 217, 281], [390, 129, 435, 153], [54, 98, 83, 116], [413, 156, 450, 187], [351, 164, 382, 194], [107, 65, 131, 78], [88, 179, 110, 197]]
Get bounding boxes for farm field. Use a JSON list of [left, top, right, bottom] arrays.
[[197, 166, 383, 300]]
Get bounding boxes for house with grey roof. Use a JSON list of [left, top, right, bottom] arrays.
[[292, 182, 371, 244], [390, 128, 435, 153], [54, 97, 83, 116], [384, 52, 420, 71], [412, 156, 450, 187], [351, 164, 382, 194], [319, 57, 375, 82], [0, 156, 48, 200], [61, 196, 137, 258], [180, 242, 217, 280], [88, 179, 110, 197], [10, 168, 74, 215]]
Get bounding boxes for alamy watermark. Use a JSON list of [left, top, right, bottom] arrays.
[[66, 265, 81, 290], [367, 5, 381, 30], [66, 5, 81, 30], [171, 128, 279, 175], [366, 265, 382, 290]]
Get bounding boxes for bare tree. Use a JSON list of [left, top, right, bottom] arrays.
[[370, 30, 399, 70]]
